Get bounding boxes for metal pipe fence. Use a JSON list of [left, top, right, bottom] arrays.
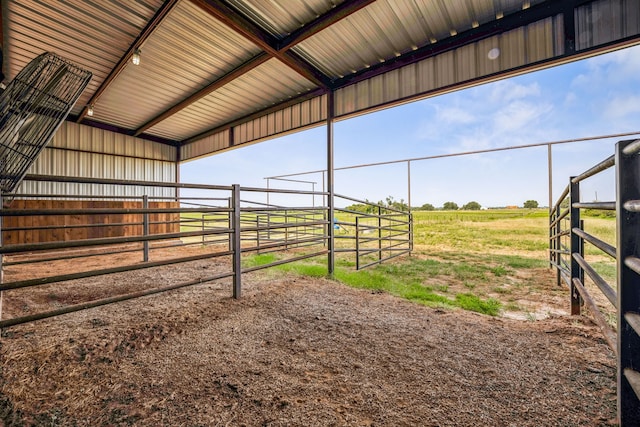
[[0, 174, 412, 329], [548, 139, 640, 425]]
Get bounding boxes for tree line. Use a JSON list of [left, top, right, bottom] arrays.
[[346, 197, 540, 212]]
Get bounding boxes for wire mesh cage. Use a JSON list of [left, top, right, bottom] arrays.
[[0, 52, 92, 194]]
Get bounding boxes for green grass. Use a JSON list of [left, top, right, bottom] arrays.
[[235, 207, 616, 319], [245, 254, 504, 316]]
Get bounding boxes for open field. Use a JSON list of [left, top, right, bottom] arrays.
[[0, 208, 619, 425]]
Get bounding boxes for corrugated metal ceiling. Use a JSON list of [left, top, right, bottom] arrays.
[[2, 0, 639, 156]]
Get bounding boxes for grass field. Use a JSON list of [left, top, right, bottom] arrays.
[[243, 208, 617, 319]]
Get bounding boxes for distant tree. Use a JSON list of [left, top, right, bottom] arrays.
[[461, 201, 482, 210], [420, 203, 435, 211], [442, 201, 459, 210], [523, 200, 539, 209]]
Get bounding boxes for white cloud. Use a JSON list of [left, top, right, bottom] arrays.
[[603, 94, 640, 120], [492, 100, 553, 133], [435, 105, 477, 124], [489, 81, 541, 103]]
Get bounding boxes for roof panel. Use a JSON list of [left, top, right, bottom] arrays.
[[88, 0, 262, 131], [4, 0, 164, 116], [224, 0, 344, 38], [146, 59, 314, 140], [293, 0, 536, 79]]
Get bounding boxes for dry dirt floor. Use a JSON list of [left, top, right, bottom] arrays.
[[0, 249, 618, 426]]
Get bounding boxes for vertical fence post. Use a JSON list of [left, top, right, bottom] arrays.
[[409, 212, 413, 255], [555, 204, 562, 286], [377, 205, 382, 262], [0, 190, 3, 322], [355, 216, 360, 270], [569, 177, 582, 315], [201, 214, 206, 245], [232, 184, 242, 299], [142, 195, 149, 262], [616, 139, 640, 425], [256, 215, 261, 254]]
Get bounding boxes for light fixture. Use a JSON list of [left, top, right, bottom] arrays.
[[132, 48, 141, 66], [87, 105, 94, 117]]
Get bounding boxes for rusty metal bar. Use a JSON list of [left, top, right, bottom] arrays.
[[573, 227, 616, 258], [0, 227, 232, 255], [572, 253, 617, 308], [571, 155, 615, 184], [622, 139, 640, 156], [242, 250, 329, 274], [617, 139, 640, 424], [232, 184, 242, 299], [0, 270, 234, 328], [572, 278, 617, 353], [0, 250, 233, 292], [570, 177, 582, 315], [572, 201, 616, 210], [625, 312, 640, 337]]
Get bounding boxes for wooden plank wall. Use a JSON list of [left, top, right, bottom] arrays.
[[2, 200, 180, 245]]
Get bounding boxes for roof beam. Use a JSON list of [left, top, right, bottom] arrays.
[[76, 0, 180, 123], [191, 0, 332, 89], [183, 87, 326, 145], [134, 53, 269, 136], [332, 0, 593, 89], [278, 0, 377, 51]]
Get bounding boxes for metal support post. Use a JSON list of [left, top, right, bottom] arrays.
[[143, 195, 149, 262], [409, 212, 414, 254], [548, 144, 553, 214], [569, 177, 582, 315], [327, 91, 335, 275], [201, 214, 206, 245], [555, 204, 562, 286], [407, 160, 411, 211], [232, 184, 242, 299], [355, 216, 360, 270], [616, 139, 640, 425], [377, 205, 382, 262]]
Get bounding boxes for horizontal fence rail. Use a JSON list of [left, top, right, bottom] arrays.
[[0, 175, 412, 330], [548, 139, 640, 425]]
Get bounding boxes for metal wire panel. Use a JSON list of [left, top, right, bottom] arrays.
[[4, 0, 163, 117], [0, 52, 92, 193], [91, 0, 262, 130], [147, 59, 314, 141]]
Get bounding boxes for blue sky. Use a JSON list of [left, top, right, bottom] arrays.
[[181, 44, 640, 208]]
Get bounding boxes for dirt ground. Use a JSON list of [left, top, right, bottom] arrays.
[[0, 250, 618, 426]]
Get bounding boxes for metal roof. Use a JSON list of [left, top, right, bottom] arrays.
[[2, 0, 640, 160]]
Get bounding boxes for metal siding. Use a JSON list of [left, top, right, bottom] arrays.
[[48, 122, 175, 161], [146, 59, 313, 140], [477, 36, 502, 76], [455, 43, 478, 82], [417, 57, 436, 93], [184, 94, 328, 154], [576, 0, 640, 50], [499, 27, 527, 69], [435, 50, 456, 88], [5, 0, 164, 116], [526, 17, 555, 63]]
